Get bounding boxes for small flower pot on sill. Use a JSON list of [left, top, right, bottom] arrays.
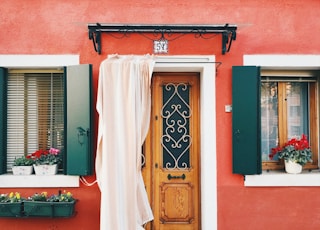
[[23, 201, 76, 217], [33, 164, 58, 175], [12, 166, 33, 175], [284, 160, 302, 174], [0, 202, 22, 217]]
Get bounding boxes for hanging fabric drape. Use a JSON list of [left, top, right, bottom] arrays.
[[96, 55, 155, 230]]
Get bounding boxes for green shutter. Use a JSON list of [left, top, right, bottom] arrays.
[[0, 68, 7, 174], [232, 66, 261, 175], [64, 64, 93, 175]]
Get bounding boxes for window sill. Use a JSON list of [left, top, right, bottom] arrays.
[[0, 174, 79, 188], [245, 170, 320, 187]]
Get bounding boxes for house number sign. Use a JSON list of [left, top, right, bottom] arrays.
[[154, 39, 168, 54]]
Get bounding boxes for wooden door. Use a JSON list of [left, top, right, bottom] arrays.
[[143, 72, 200, 230]]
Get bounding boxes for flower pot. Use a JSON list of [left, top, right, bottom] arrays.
[[284, 160, 302, 174], [23, 201, 76, 217], [12, 166, 33, 175], [33, 164, 58, 175], [0, 202, 22, 217]]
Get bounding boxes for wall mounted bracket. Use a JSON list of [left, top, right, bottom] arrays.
[[88, 23, 237, 55]]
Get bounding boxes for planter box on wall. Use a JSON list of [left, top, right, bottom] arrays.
[[0, 202, 22, 217], [0, 201, 76, 218], [23, 201, 76, 217]]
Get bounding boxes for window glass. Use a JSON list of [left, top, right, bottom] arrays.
[[286, 82, 309, 138], [161, 83, 191, 169], [261, 79, 313, 168], [7, 70, 64, 171], [261, 82, 279, 161]]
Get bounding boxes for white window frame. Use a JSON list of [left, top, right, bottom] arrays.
[[0, 55, 80, 188], [244, 54, 320, 187]]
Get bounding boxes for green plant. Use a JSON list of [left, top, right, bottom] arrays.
[[28, 190, 75, 202], [0, 192, 23, 203], [13, 155, 34, 166], [27, 192, 48, 202], [47, 190, 75, 202], [269, 134, 313, 166], [30, 148, 62, 165]]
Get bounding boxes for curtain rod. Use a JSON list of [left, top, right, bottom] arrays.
[[107, 54, 217, 63]]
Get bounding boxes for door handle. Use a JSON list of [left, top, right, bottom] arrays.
[[167, 174, 186, 180]]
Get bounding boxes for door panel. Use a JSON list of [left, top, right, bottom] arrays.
[[160, 182, 194, 224], [144, 72, 200, 230]]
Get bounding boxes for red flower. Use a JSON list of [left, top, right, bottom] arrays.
[[284, 134, 310, 151], [269, 134, 311, 160], [29, 148, 61, 165], [29, 149, 49, 159], [269, 146, 283, 159]]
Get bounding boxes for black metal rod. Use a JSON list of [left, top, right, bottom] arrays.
[[88, 23, 237, 33], [167, 173, 186, 180], [87, 23, 237, 55]]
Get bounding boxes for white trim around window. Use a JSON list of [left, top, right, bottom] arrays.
[[244, 55, 320, 68], [0, 54, 80, 188], [0, 54, 79, 68], [244, 54, 320, 187]]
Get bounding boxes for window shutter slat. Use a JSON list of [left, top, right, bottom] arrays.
[[65, 64, 93, 175], [232, 66, 262, 175], [0, 68, 7, 174]]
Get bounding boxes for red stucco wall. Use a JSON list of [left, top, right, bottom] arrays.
[[1, 0, 320, 229]]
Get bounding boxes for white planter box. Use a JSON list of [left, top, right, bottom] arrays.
[[33, 164, 58, 175], [12, 166, 33, 175]]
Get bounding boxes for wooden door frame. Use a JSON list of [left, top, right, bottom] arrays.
[[144, 56, 217, 230]]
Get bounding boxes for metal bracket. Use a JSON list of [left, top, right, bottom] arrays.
[[88, 24, 101, 54], [88, 23, 237, 55]]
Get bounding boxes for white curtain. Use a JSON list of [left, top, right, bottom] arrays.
[[95, 55, 155, 230]]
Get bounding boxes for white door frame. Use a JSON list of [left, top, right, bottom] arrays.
[[154, 55, 217, 230]]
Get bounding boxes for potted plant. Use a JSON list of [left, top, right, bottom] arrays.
[[23, 190, 76, 217], [12, 155, 34, 175], [269, 134, 312, 173], [29, 148, 62, 175], [0, 192, 24, 217]]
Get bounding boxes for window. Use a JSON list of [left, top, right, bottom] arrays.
[[7, 69, 64, 172], [261, 70, 318, 170], [232, 66, 319, 175], [0, 65, 93, 176]]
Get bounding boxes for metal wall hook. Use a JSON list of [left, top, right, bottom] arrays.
[[77, 127, 86, 146]]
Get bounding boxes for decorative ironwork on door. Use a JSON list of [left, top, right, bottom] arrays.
[[161, 83, 191, 170]]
